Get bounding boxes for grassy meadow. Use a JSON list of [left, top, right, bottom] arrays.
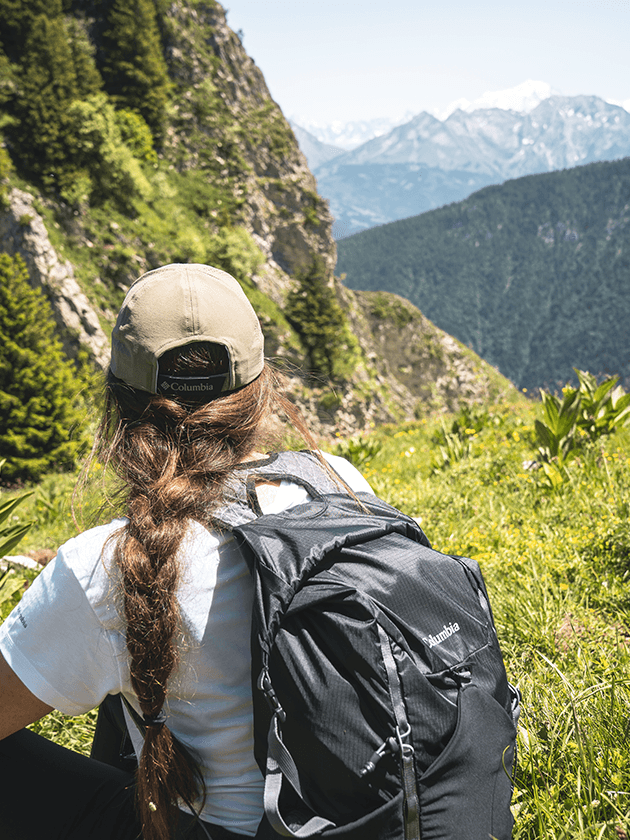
[[1, 390, 630, 838]]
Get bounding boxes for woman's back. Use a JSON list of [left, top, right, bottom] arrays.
[[0, 263, 367, 840]]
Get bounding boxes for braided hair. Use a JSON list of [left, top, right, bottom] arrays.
[[96, 343, 316, 840]]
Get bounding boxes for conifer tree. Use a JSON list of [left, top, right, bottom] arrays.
[[0, 0, 58, 63], [8, 13, 79, 188], [100, 0, 171, 141], [0, 44, 15, 111], [66, 17, 103, 100], [0, 253, 89, 483], [3, 4, 102, 192], [285, 256, 360, 381]]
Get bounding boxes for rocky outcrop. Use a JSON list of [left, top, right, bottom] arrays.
[[0, 189, 110, 369], [343, 288, 510, 418], [162, 0, 335, 289]]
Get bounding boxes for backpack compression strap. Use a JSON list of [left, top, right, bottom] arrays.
[[264, 710, 336, 837], [259, 627, 421, 840]]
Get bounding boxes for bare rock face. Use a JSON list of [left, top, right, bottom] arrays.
[[162, 1, 335, 283], [0, 189, 110, 369], [343, 287, 510, 419]]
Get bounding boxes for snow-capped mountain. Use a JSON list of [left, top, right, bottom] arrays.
[[289, 115, 414, 150], [432, 79, 558, 121], [325, 95, 630, 177], [297, 90, 630, 238], [289, 123, 344, 170]]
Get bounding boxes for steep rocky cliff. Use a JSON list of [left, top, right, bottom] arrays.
[[0, 0, 516, 440], [0, 189, 109, 367], [160, 1, 335, 295]]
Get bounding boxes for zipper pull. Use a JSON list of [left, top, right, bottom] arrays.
[[451, 664, 472, 684], [360, 736, 400, 776]]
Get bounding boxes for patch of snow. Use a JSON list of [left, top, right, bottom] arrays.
[[434, 80, 558, 121]]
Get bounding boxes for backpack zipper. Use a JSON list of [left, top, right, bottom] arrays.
[[360, 734, 400, 776]]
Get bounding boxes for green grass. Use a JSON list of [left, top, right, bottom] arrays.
[[352, 403, 630, 838], [2, 395, 630, 836]]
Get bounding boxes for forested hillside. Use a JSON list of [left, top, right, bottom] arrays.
[[338, 157, 630, 391]]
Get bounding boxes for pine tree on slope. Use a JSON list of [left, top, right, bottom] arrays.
[[0, 253, 89, 483], [100, 0, 171, 142]]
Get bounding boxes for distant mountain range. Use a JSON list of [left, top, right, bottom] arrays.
[[289, 115, 413, 150], [290, 124, 345, 170], [292, 83, 630, 237], [336, 156, 630, 391]]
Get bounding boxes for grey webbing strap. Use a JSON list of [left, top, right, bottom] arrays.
[[264, 712, 336, 838], [214, 451, 344, 529], [378, 624, 421, 840]]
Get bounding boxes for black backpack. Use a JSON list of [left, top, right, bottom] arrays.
[[213, 451, 521, 840]]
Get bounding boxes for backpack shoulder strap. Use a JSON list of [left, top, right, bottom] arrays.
[[211, 450, 345, 529]]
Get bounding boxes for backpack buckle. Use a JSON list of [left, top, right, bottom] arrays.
[[258, 669, 286, 723]]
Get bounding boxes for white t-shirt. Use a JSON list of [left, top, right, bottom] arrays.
[[0, 453, 372, 836]]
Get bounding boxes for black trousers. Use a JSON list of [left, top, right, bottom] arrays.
[[0, 727, 269, 840]]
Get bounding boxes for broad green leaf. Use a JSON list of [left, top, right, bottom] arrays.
[[0, 568, 29, 605], [592, 376, 618, 406], [541, 461, 564, 488], [0, 522, 32, 557], [555, 395, 580, 438], [535, 419, 556, 457], [610, 404, 630, 429], [541, 392, 560, 431], [612, 392, 630, 413], [575, 368, 597, 397], [0, 491, 34, 528]]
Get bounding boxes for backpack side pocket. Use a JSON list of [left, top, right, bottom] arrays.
[[418, 683, 517, 840]]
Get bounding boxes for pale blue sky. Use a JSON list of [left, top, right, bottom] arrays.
[[222, 0, 630, 123]]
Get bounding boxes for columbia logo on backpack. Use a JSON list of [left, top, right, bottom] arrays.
[[423, 622, 461, 649], [215, 451, 521, 840]]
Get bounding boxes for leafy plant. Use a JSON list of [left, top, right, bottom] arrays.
[[449, 404, 492, 437], [35, 481, 68, 527], [0, 567, 30, 620], [430, 405, 489, 470], [64, 93, 153, 210], [432, 418, 473, 470], [0, 457, 33, 618], [0, 460, 32, 556], [574, 369, 630, 441], [534, 386, 581, 466], [332, 434, 382, 468], [534, 370, 630, 480]]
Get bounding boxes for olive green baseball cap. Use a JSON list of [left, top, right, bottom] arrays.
[[110, 263, 264, 400]]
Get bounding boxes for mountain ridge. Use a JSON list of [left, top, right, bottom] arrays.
[[300, 94, 630, 236]]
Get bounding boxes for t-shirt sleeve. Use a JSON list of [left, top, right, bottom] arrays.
[[321, 451, 375, 495], [0, 546, 123, 716]]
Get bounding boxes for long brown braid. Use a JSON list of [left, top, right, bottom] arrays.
[[96, 344, 318, 840]]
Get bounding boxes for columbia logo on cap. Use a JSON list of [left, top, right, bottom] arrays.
[[157, 374, 228, 399]]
